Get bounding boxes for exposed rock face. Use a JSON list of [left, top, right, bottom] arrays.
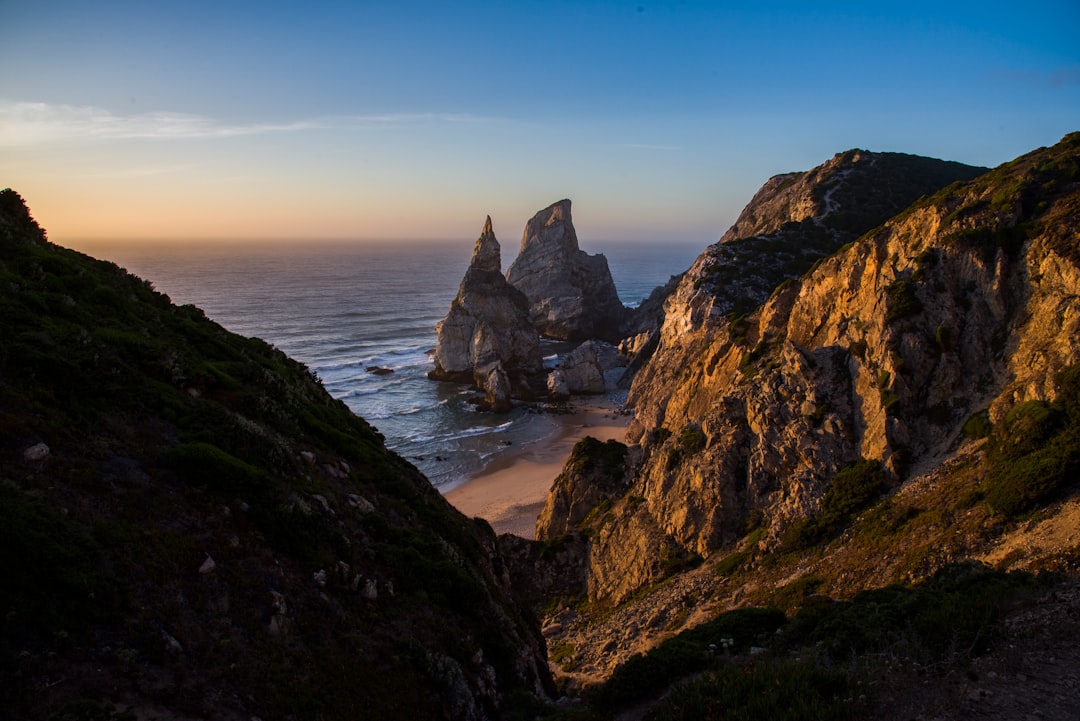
[[430, 216, 543, 405], [536, 437, 631, 539], [506, 200, 627, 342], [568, 135, 1080, 604], [551, 340, 608, 396]]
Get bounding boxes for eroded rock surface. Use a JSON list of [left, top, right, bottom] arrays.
[[506, 200, 627, 342], [568, 136, 1080, 604], [430, 216, 544, 406]]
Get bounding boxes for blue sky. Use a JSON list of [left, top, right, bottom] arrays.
[[2, 0, 1078, 248]]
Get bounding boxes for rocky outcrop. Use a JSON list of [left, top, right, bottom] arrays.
[[537, 437, 631, 539], [430, 216, 544, 408], [547, 340, 608, 397], [566, 135, 1080, 604], [506, 200, 627, 342]]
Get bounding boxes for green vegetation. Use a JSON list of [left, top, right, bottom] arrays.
[[780, 459, 889, 552], [884, 279, 923, 323], [566, 436, 629, 482], [677, 424, 707, 454], [983, 365, 1080, 516], [0, 189, 548, 719], [0, 485, 123, 636], [646, 660, 859, 721], [588, 608, 787, 711], [567, 564, 1045, 721], [784, 563, 1048, 663], [962, 409, 993, 439]]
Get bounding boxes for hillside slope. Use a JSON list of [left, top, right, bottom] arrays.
[[0, 190, 552, 720], [539, 134, 1080, 607], [524, 134, 1080, 706]]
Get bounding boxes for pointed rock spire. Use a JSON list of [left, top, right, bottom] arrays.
[[429, 215, 543, 408], [470, 215, 502, 274], [506, 199, 627, 342]]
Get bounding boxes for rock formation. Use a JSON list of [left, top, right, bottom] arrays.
[[547, 136, 1080, 604], [430, 216, 543, 409], [547, 340, 609, 397], [506, 199, 627, 342]]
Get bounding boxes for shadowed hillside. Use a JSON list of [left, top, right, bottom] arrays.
[[0, 189, 552, 720]]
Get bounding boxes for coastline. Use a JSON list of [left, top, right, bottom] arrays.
[[444, 396, 630, 539]]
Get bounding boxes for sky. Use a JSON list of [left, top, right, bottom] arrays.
[[2, 0, 1079, 250]]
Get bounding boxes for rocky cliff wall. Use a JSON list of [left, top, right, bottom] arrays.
[[581, 134, 1080, 604]]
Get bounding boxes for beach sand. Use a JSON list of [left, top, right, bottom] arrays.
[[444, 398, 630, 539]]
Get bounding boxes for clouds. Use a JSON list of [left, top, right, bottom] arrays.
[[0, 100, 501, 146]]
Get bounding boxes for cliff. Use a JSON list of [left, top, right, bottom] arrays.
[[506, 199, 627, 342], [543, 135, 1080, 606], [430, 216, 543, 410], [0, 190, 552, 720]]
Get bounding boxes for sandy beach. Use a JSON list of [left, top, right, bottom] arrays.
[[444, 398, 630, 539]]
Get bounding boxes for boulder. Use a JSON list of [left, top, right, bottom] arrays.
[[557, 340, 607, 395], [480, 361, 513, 413], [506, 200, 627, 342], [430, 217, 543, 401]]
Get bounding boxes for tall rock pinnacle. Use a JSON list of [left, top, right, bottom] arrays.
[[506, 199, 627, 342], [430, 216, 543, 410]]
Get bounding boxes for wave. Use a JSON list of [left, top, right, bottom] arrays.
[[402, 419, 516, 445]]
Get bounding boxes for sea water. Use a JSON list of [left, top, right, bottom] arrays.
[[98, 240, 701, 489]]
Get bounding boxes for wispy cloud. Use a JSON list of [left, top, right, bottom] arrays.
[[0, 101, 501, 146], [620, 142, 682, 151]]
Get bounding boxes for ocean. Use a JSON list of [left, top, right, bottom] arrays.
[[97, 239, 702, 489]]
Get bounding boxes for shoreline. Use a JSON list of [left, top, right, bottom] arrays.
[[443, 396, 630, 539]]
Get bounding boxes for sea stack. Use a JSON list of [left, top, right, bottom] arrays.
[[506, 199, 627, 342], [430, 216, 543, 410]]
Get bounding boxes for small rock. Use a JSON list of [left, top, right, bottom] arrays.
[[162, 631, 183, 654], [542, 623, 564, 638], [313, 569, 327, 587], [22, 442, 49, 462], [300, 450, 316, 464], [198, 555, 216, 574]]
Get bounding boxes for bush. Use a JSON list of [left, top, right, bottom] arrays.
[[785, 563, 1047, 663], [567, 436, 628, 480], [884, 280, 923, 323], [779, 459, 888, 552], [962, 410, 993, 440], [590, 608, 787, 711], [678, 424, 707, 454], [983, 371, 1080, 516], [645, 659, 859, 721]]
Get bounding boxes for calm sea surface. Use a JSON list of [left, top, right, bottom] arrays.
[[96, 239, 702, 489]]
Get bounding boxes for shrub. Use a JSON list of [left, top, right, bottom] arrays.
[[678, 424, 707, 454], [982, 374, 1080, 516], [785, 563, 1047, 663], [590, 608, 786, 711], [962, 410, 993, 440], [780, 459, 888, 552], [884, 279, 923, 323], [645, 659, 859, 721], [0, 486, 122, 634]]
